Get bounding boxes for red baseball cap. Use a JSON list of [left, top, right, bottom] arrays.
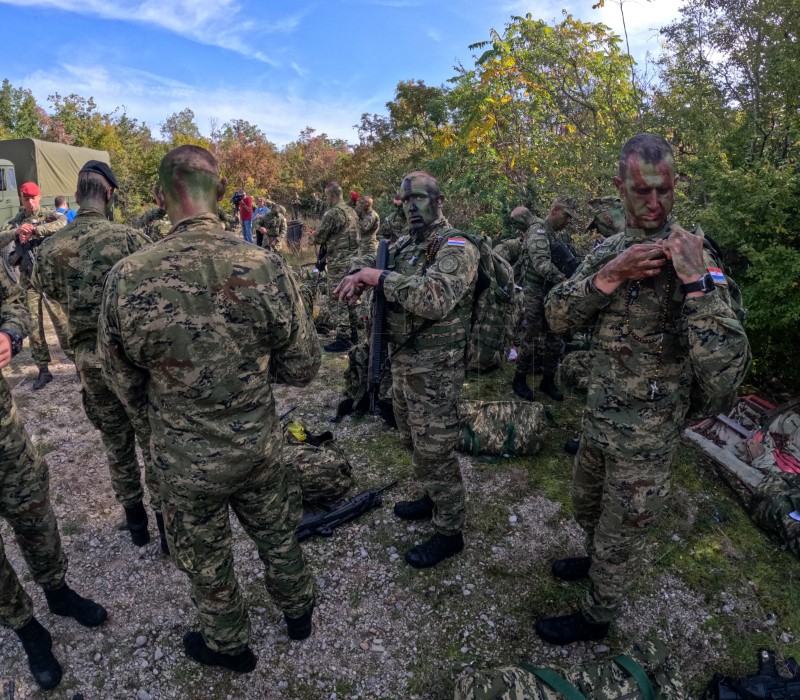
[[19, 182, 41, 197]]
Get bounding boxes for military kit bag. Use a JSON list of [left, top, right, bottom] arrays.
[[457, 399, 547, 457], [283, 421, 353, 506], [453, 640, 686, 700], [459, 231, 517, 374], [748, 471, 800, 558]]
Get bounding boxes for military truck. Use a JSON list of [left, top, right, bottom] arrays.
[[0, 138, 111, 224]]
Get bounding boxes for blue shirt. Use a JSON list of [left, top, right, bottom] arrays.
[[57, 207, 77, 223]]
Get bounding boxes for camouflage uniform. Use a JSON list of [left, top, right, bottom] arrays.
[[381, 207, 406, 244], [31, 208, 160, 510], [358, 208, 380, 255], [0, 267, 69, 630], [0, 209, 71, 370], [517, 218, 570, 378], [314, 201, 361, 344], [545, 219, 751, 624], [254, 210, 287, 250], [560, 350, 591, 391], [351, 216, 479, 535], [587, 196, 625, 240], [98, 212, 319, 654], [132, 207, 171, 242]]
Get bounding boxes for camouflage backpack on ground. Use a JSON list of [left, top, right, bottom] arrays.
[[283, 421, 353, 507], [457, 400, 547, 457], [454, 639, 686, 700], [460, 232, 517, 374], [749, 471, 800, 558]]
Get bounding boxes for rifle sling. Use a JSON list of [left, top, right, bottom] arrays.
[[518, 665, 588, 700], [612, 655, 656, 700]]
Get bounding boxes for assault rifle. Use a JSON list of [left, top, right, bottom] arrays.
[[316, 243, 327, 272], [369, 239, 389, 414], [705, 649, 800, 699], [551, 241, 582, 278], [295, 481, 397, 542]]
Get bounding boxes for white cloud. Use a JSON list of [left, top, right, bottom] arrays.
[[426, 28, 442, 42], [22, 62, 372, 145], [0, 0, 309, 65]]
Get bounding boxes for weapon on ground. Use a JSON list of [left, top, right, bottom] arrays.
[[369, 239, 390, 415], [550, 241, 582, 278], [295, 481, 397, 542], [705, 649, 800, 699]]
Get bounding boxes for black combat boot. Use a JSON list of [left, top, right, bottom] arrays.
[[539, 373, 564, 402], [564, 438, 581, 455], [405, 532, 464, 569], [284, 601, 314, 641], [154, 511, 170, 555], [551, 556, 591, 582], [535, 611, 609, 645], [45, 585, 108, 627], [512, 372, 535, 401], [32, 368, 53, 391], [323, 337, 353, 353], [182, 631, 257, 672], [393, 494, 435, 521], [123, 501, 150, 546], [15, 617, 63, 690]]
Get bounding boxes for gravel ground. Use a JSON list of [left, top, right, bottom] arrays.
[[0, 326, 731, 700]]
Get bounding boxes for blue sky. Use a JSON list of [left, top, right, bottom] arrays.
[[0, 0, 683, 146]]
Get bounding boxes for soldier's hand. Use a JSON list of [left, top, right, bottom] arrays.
[[660, 228, 706, 284], [258, 227, 267, 234], [16, 224, 35, 241], [0, 332, 11, 369], [335, 269, 381, 303], [594, 243, 668, 294]]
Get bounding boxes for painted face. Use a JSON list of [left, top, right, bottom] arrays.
[[21, 193, 41, 214], [616, 156, 676, 230], [400, 175, 441, 232]]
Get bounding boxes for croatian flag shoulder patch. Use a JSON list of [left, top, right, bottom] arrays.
[[447, 237, 466, 247], [708, 267, 727, 284]]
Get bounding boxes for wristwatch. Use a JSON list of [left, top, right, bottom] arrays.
[[0, 329, 23, 357], [680, 272, 715, 295]]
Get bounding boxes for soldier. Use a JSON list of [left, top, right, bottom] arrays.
[[256, 204, 287, 251], [1, 256, 107, 690], [313, 181, 361, 352], [381, 194, 406, 244], [98, 145, 318, 672], [0, 182, 71, 390], [537, 133, 751, 645], [512, 195, 579, 402], [587, 195, 625, 246], [132, 206, 171, 241], [357, 195, 380, 255], [291, 192, 301, 219], [335, 170, 479, 568], [32, 160, 165, 552]]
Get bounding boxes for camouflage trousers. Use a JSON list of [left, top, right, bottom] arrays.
[[79, 367, 161, 510], [572, 440, 672, 624], [517, 282, 561, 377], [0, 379, 68, 629], [325, 259, 360, 342], [160, 443, 314, 654], [22, 277, 72, 370], [391, 346, 466, 535]]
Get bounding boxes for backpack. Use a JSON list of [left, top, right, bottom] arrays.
[[457, 399, 547, 457], [456, 231, 516, 373]]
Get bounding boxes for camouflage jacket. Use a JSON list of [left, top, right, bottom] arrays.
[[351, 216, 479, 351], [314, 201, 360, 261], [0, 263, 28, 411], [32, 208, 149, 371], [254, 211, 287, 245], [545, 220, 751, 458], [133, 207, 171, 242], [382, 208, 406, 243], [358, 209, 380, 255], [521, 217, 572, 289], [98, 212, 321, 478], [0, 208, 67, 283]]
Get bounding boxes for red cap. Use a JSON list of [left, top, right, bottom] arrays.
[[19, 182, 41, 197], [350, 191, 359, 202]]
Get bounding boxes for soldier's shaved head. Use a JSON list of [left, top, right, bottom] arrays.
[[510, 206, 534, 229], [401, 170, 440, 199], [325, 182, 343, 198], [158, 146, 224, 208], [619, 134, 674, 179]]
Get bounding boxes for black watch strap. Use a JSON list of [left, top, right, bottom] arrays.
[[0, 329, 23, 357], [681, 273, 715, 295]]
